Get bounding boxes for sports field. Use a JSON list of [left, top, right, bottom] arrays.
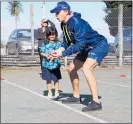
[[1, 67, 131, 123]]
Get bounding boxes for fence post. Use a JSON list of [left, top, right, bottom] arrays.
[[118, 4, 123, 67], [16, 43, 18, 56], [64, 56, 68, 67], [30, 4, 34, 56]]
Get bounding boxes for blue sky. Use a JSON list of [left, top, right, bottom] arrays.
[[1, 1, 115, 44]]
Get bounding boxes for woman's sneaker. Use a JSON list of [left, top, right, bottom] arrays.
[[82, 100, 102, 112], [47, 92, 53, 99], [62, 96, 81, 104]]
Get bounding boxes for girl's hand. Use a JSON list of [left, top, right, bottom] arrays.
[[51, 50, 62, 59], [46, 54, 53, 60]]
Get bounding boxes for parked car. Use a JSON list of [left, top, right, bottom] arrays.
[[109, 27, 132, 56], [6, 29, 38, 55], [1, 43, 6, 56]]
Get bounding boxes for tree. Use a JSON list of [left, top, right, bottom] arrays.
[[103, 1, 132, 36], [7, 1, 23, 29]]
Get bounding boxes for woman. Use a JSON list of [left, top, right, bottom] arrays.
[[50, 1, 109, 112]]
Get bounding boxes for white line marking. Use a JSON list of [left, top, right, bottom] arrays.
[[80, 76, 130, 88], [98, 81, 130, 88], [2, 80, 108, 123]]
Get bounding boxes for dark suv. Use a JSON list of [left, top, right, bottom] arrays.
[[6, 29, 38, 55], [109, 27, 132, 56]]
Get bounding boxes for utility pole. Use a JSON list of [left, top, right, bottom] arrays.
[[42, 1, 46, 19], [30, 4, 34, 56], [118, 4, 123, 67]]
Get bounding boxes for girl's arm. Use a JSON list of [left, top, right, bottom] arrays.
[[40, 52, 48, 57], [40, 42, 48, 57], [40, 42, 52, 59]]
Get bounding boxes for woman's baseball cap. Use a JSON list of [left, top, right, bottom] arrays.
[[50, 1, 70, 13]]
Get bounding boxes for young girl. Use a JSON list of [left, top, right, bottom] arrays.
[[40, 27, 62, 99], [37, 19, 56, 72]]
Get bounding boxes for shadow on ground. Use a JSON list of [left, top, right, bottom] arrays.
[[43, 89, 101, 106]]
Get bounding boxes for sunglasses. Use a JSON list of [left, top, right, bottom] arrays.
[[49, 33, 55, 36], [43, 21, 48, 23]]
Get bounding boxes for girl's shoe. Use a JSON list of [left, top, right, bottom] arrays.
[[47, 92, 53, 99], [54, 91, 59, 98]]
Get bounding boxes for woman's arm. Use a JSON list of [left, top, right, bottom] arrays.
[[62, 20, 86, 57], [47, 19, 55, 27]]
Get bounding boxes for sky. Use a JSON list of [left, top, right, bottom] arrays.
[[1, 1, 115, 44]]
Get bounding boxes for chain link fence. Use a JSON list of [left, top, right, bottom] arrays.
[[108, 7, 132, 57]]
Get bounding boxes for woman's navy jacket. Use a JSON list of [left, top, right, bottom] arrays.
[[61, 12, 108, 57]]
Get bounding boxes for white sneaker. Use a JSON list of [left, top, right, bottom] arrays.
[[47, 92, 53, 99], [54, 91, 59, 98]]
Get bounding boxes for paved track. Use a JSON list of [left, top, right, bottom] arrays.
[[1, 67, 131, 123]]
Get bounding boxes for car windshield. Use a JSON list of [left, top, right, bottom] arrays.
[[17, 30, 37, 39]]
